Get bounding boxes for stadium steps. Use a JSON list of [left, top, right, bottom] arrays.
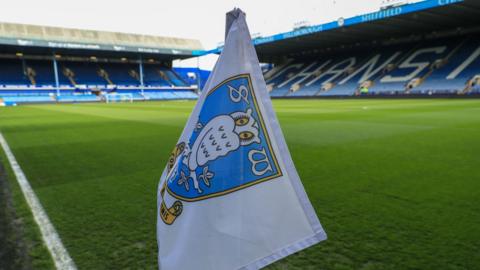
[[409, 38, 469, 93], [284, 54, 373, 97], [406, 66, 436, 93], [281, 61, 329, 97], [308, 54, 374, 96], [158, 70, 173, 86], [369, 42, 424, 93], [472, 81, 480, 93], [366, 67, 394, 94], [129, 69, 141, 83], [354, 61, 394, 95], [162, 69, 188, 87], [348, 53, 381, 96], [462, 75, 480, 94], [25, 66, 37, 85], [62, 67, 77, 86], [97, 68, 114, 85], [264, 59, 293, 81], [270, 86, 290, 97], [326, 53, 378, 95]]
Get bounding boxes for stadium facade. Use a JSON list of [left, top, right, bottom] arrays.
[[0, 23, 205, 106], [248, 0, 480, 98]]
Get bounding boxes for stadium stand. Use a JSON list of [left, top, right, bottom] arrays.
[[100, 63, 139, 86], [0, 58, 198, 105], [3, 0, 480, 103], [174, 67, 211, 89], [263, 37, 480, 97], [249, 0, 480, 98], [0, 22, 204, 105], [0, 59, 30, 85]]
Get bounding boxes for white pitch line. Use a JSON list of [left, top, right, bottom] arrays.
[[0, 132, 76, 270]]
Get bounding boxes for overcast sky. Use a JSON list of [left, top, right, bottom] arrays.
[[0, 0, 418, 69]]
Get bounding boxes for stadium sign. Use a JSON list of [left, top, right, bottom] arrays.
[[245, 0, 464, 48], [283, 25, 323, 39], [438, 0, 462, 5], [0, 36, 197, 56], [47, 41, 101, 50], [361, 7, 403, 22]]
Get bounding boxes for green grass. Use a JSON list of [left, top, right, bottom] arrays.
[[0, 99, 479, 270], [0, 147, 55, 269]]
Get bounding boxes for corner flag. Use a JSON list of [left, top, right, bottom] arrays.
[[157, 8, 326, 270]]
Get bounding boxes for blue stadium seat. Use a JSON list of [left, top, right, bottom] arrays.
[[0, 95, 54, 103], [265, 37, 480, 97], [319, 84, 356, 96], [289, 85, 320, 97], [0, 57, 197, 95], [26, 60, 57, 86], [160, 68, 188, 87], [172, 90, 198, 99], [174, 68, 210, 89], [143, 65, 171, 87], [143, 90, 198, 100], [61, 62, 106, 86], [0, 59, 30, 85], [57, 94, 100, 103], [101, 63, 139, 85], [413, 39, 480, 93]]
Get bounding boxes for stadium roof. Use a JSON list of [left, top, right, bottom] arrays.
[[0, 22, 204, 60], [255, 0, 480, 61], [211, 0, 480, 62]]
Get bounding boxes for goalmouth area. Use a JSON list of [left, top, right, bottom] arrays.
[[0, 99, 479, 269], [104, 93, 134, 104]]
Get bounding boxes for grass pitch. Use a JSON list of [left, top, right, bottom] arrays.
[[0, 99, 479, 270]]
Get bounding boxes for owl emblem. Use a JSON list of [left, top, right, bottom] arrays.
[[160, 75, 283, 225], [177, 108, 261, 193]]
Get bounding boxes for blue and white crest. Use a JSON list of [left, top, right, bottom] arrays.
[[165, 74, 282, 202]]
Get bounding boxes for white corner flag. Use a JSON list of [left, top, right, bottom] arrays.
[[157, 8, 326, 270]]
